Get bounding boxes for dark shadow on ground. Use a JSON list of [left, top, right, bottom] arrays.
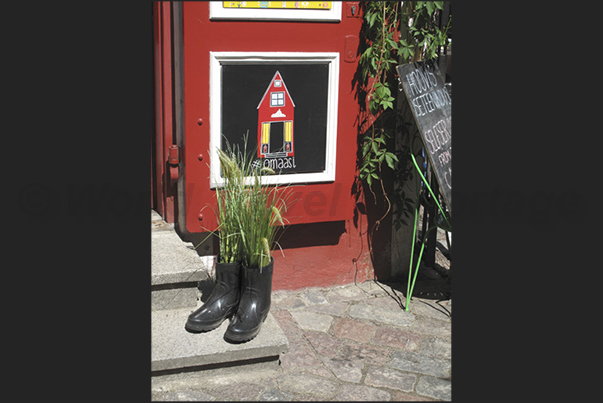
[[374, 255, 451, 313]]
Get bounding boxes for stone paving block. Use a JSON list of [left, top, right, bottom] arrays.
[[272, 309, 306, 342], [306, 301, 349, 317], [280, 339, 321, 371], [348, 303, 415, 327], [372, 325, 422, 351], [412, 316, 451, 339], [258, 388, 288, 401], [418, 336, 451, 359], [290, 310, 333, 332], [304, 331, 344, 358], [389, 391, 433, 401], [279, 392, 325, 402], [337, 384, 391, 401], [303, 363, 338, 380], [415, 376, 451, 401], [277, 373, 338, 399], [333, 317, 376, 343], [299, 288, 328, 305], [389, 351, 451, 379], [325, 285, 367, 303], [272, 295, 306, 310], [271, 290, 290, 300], [209, 382, 267, 401], [364, 366, 417, 392], [366, 294, 405, 310], [321, 357, 364, 383], [339, 342, 392, 366]]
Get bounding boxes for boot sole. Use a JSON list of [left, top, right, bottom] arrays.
[[184, 319, 224, 333], [223, 330, 259, 343], [184, 304, 239, 333], [223, 315, 267, 343]]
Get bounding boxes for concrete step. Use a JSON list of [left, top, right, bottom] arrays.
[[151, 307, 288, 374], [151, 210, 212, 311], [151, 210, 289, 375]]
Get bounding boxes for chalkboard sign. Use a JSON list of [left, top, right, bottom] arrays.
[[397, 60, 452, 213], [222, 64, 328, 174], [209, 52, 340, 187]]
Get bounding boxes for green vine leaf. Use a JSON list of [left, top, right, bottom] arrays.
[[369, 11, 377, 28], [425, 2, 435, 16], [358, 0, 450, 203]]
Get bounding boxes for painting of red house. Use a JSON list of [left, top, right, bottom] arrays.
[[257, 71, 295, 158]]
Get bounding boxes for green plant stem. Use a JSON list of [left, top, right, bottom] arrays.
[[409, 153, 450, 229], [406, 171, 420, 310], [407, 225, 437, 311]]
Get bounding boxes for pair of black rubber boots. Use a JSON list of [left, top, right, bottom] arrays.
[[185, 257, 273, 343]]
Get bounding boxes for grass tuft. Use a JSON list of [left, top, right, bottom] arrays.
[[216, 136, 293, 268]]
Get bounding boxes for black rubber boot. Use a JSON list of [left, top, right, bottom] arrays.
[[185, 258, 241, 333], [224, 258, 273, 343]]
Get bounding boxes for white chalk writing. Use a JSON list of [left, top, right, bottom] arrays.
[[438, 150, 451, 165], [423, 119, 450, 155], [400, 61, 452, 205], [444, 166, 451, 189], [424, 117, 452, 191], [404, 66, 450, 117], [263, 156, 297, 170], [406, 68, 438, 97], [409, 86, 450, 117]]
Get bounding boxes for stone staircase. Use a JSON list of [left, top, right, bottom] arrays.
[[151, 210, 288, 375]]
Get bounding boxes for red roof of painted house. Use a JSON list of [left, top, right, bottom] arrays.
[[257, 70, 295, 109]]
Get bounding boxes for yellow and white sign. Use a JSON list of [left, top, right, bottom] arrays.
[[223, 2, 332, 10], [210, 1, 341, 21]]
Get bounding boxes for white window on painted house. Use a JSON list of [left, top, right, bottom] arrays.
[[270, 92, 285, 107]]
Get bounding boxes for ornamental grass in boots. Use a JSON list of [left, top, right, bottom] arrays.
[[224, 144, 292, 343], [185, 146, 250, 333]]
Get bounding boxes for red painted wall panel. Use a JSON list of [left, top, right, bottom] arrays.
[[181, 2, 363, 233], [178, 2, 374, 289]]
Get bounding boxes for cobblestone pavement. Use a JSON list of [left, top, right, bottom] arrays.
[[152, 275, 451, 401]]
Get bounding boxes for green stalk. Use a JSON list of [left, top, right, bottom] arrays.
[[408, 225, 437, 308], [409, 153, 450, 229], [406, 161, 420, 311], [406, 152, 451, 311]]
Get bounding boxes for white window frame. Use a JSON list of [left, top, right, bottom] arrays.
[[209, 2, 342, 22], [270, 91, 285, 107], [209, 51, 340, 188]]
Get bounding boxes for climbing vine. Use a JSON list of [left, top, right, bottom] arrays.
[[357, 1, 451, 247], [358, 2, 401, 194]]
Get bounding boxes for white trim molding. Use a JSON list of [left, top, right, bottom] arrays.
[[209, 51, 340, 188]]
